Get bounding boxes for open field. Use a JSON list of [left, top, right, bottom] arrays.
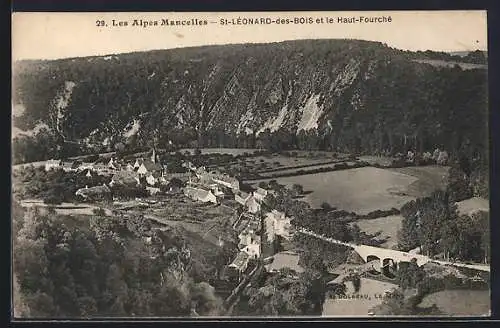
[[418, 289, 490, 316], [455, 197, 489, 216], [388, 165, 450, 198], [322, 278, 398, 317], [353, 215, 404, 249], [249, 167, 418, 214]]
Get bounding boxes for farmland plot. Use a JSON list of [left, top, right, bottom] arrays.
[[250, 167, 418, 214], [418, 290, 490, 316], [388, 165, 450, 198]]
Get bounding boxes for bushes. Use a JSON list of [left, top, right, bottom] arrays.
[[82, 154, 100, 163], [43, 194, 64, 205], [358, 208, 400, 220], [321, 202, 332, 210]]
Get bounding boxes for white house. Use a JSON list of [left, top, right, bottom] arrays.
[[235, 191, 251, 206], [44, 159, 61, 171], [108, 158, 117, 170], [209, 184, 225, 198], [228, 251, 250, 275], [134, 158, 146, 169], [184, 186, 217, 204], [242, 242, 260, 259], [253, 187, 268, 202], [247, 195, 261, 214], [238, 229, 260, 247], [146, 173, 158, 186], [264, 210, 292, 241], [126, 163, 134, 171]]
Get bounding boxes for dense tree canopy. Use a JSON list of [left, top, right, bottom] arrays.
[[12, 205, 226, 318]]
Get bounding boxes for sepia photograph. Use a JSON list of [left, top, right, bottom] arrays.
[[11, 11, 490, 319]]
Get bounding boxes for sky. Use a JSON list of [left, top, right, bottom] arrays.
[[12, 11, 487, 61]]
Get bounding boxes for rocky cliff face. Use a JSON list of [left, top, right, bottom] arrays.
[[12, 39, 487, 157]]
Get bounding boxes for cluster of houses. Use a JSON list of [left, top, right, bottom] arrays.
[[45, 150, 192, 201], [182, 166, 240, 204], [226, 208, 293, 279], [176, 162, 295, 279], [47, 151, 294, 280]]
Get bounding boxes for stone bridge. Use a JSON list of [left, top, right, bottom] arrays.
[[298, 228, 490, 273]]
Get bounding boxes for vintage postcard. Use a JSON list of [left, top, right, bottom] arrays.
[[11, 11, 489, 319]]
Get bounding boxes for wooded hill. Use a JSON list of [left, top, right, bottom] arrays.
[[12, 39, 487, 167]]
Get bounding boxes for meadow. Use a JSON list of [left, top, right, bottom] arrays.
[[418, 289, 490, 316], [249, 167, 419, 215]]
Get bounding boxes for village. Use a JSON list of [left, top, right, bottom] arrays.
[[41, 148, 295, 285]]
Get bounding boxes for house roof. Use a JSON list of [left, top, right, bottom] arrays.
[[81, 169, 92, 176], [213, 174, 239, 185], [141, 160, 163, 172], [230, 251, 250, 269], [112, 171, 138, 184], [184, 186, 214, 200], [147, 171, 162, 178], [236, 191, 250, 199]]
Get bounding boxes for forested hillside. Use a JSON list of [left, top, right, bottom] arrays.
[[12, 204, 232, 318], [12, 39, 488, 167]]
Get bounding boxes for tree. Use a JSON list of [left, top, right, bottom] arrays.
[[473, 211, 490, 264], [447, 165, 472, 202], [292, 184, 304, 196], [396, 258, 425, 290], [320, 202, 332, 210]]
